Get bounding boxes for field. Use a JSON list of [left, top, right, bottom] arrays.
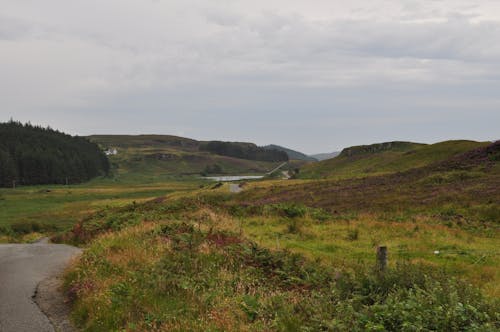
[[1, 139, 498, 330], [60, 182, 499, 330], [0, 134, 300, 241], [0, 179, 201, 242]]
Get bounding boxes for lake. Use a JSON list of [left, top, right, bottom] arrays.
[[203, 175, 264, 182]]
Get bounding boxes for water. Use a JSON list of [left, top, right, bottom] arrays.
[[203, 175, 264, 182]]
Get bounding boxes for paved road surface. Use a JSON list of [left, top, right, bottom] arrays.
[[0, 239, 81, 332]]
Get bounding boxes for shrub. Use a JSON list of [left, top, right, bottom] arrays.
[[286, 219, 302, 234], [346, 228, 359, 241], [279, 204, 307, 218], [66, 224, 499, 331], [10, 221, 41, 234]]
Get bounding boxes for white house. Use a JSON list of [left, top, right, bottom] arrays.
[[105, 148, 118, 156]]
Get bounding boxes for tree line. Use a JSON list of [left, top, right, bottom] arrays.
[[0, 121, 109, 187], [199, 141, 289, 162]]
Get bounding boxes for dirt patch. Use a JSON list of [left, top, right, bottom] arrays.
[[34, 276, 77, 332]]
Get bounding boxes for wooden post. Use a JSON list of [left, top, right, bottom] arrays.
[[376, 246, 388, 272]]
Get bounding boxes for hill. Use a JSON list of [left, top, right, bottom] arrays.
[[309, 151, 340, 161], [0, 121, 109, 187], [299, 140, 488, 179], [59, 141, 500, 330], [237, 141, 500, 214], [200, 141, 288, 162], [263, 144, 317, 161], [87, 135, 289, 182]]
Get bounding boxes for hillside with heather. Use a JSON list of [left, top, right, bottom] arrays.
[[299, 140, 488, 179]]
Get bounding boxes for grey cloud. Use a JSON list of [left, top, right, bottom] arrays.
[[1, 0, 499, 153]]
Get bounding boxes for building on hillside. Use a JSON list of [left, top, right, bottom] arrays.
[[105, 148, 118, 156]]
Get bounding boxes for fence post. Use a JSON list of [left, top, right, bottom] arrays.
[[376, 246, 388, 272]]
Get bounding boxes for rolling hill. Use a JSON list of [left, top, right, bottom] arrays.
[[309, 151, 340, 161], [235, 140, 500, 222], [299, 140, 489, 179], [87, 135, 293, 182]]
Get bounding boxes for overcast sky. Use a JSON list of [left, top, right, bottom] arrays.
[[1, 1, 499, 153]]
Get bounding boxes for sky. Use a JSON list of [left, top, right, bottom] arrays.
[[1, 0, 499, 154]]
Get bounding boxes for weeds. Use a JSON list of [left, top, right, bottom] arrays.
[[346, 228, 359, 241], [66, 223, 499, 331]]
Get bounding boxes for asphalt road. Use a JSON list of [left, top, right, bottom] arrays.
[[0, 239, 81, 332]]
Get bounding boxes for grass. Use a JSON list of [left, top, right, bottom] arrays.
[[0, 178, 200, 240], [0, 133, 287, 239], [300, 140, 488, 179], [89, 135, 287, 182], [63, 203, 499, 331]]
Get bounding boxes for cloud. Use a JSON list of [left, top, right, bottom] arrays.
[[0, 0, 499, 152]]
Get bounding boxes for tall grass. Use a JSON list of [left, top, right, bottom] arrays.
[[65, 221, 499, 331]]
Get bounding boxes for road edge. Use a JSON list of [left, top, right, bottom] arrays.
[[34, 275, 78, 332]]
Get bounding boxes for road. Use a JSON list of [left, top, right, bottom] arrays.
[[0, 239, 81, 332]]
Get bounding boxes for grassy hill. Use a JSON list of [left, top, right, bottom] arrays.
[[309, 151, 340, 161], [299, 140, 489, 179], [88, 135, 288, 183]]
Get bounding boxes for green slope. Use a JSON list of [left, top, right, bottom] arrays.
[[88, 135, 285, 183], [299, 140, 488, 179]]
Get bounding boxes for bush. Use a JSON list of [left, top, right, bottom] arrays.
[[66, 223, 499, 332], [346, 228, 359, 241], [286, 219, 302, 234], [10, 221, 42, 234], [278, 204, 307, 218], [331, 264, 499, 331], [9, 221, 59, 235]]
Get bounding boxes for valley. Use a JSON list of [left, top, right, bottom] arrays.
[[1, 133, 498, 331]]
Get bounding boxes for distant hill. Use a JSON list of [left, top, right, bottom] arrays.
[[339, 141, 424, 157], [88, 135, 199, 149], [235, 140, 500, 215], [87, 135, 290, 182], [0, 121, 109, 187], [201, 141, 288, 162], [299, 140, 488, 179], [263, 144, 317, 161], [309, 152, 340, 161]]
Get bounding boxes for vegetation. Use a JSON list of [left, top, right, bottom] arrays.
[[300, 140, 488, 179], [2, 129, 498, 330], [263, 144, 317, 161], [57, 140, 499, 331], [0, 121, 109, 187], [0, 180, 199, 242], [200, 163, 223, 176], [88, 135, 290, 181], [65, 221, 498, 331], [200, 141, 289, 162]]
